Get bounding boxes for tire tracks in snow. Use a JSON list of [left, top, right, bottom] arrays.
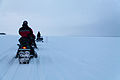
[[37, 42, 66, 80], [0, 55, 18, 80], [43, 49, 66, 80], [0, 44, 18, 80], [0, 61, 19, 80], [0, 45, 17, 62]]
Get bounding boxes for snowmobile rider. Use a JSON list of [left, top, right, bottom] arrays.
[[36, 31, 43, 42], [37, 31, 41, 38], [19, 21, 37, 48], [15, 21, 37, 58]]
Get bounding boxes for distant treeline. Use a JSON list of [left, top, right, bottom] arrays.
[[0, 33, 6, 35]]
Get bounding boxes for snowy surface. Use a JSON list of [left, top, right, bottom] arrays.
[[0, 35, 120, 80]]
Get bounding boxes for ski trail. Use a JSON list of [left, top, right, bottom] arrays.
[[12, 63, 32, 80], [36, 43, 66, 80], [34, 43, 43, 80], [11, 58, 40, 80], [35, 58, 41, 80], [0, 52, 17, 80], [1, 62, 19, 80], [29, 58, 40, 80], [43, 49, 67, 80], [37, 38, 84, 80], [39, 39, 85, 80], [0, 45, 17, 62], [39, 52, 65, 80], [35, 42, 49, 80], [0, 61, 15, 80]]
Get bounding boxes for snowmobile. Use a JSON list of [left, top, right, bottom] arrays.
[[17, 37, 37, 64], [36, 36, 43, 42]]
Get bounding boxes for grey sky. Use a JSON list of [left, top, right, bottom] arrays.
[[0, 0, 120, 36]]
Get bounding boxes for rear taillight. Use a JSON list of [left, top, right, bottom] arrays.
[[22, 47, 27, 49]]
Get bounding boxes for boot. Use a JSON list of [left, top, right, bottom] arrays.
[[15, 54, 19, 58]]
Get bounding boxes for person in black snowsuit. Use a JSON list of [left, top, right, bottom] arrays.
[[36, 31, 43, 42], [37, 31, 41, 38], [19, 21, 37, 48]]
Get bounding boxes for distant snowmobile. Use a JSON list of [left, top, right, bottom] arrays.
[[16, 37, 37, 64], [36, 36, 43, 42]]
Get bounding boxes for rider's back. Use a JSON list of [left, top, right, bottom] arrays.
[[19, 26, 33, 37]]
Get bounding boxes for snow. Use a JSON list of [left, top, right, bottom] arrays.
[[0, 35, 120, 80]]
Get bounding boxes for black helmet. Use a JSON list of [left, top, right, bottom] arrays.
[[23, 21, 28, 25], [22, 21, 28, 27]]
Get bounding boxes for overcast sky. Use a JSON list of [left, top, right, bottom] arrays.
[[0, 0, 120, 36]]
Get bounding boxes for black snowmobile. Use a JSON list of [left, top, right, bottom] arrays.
[[16, 37, 37, 64], [36, 36, 43, 42]]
